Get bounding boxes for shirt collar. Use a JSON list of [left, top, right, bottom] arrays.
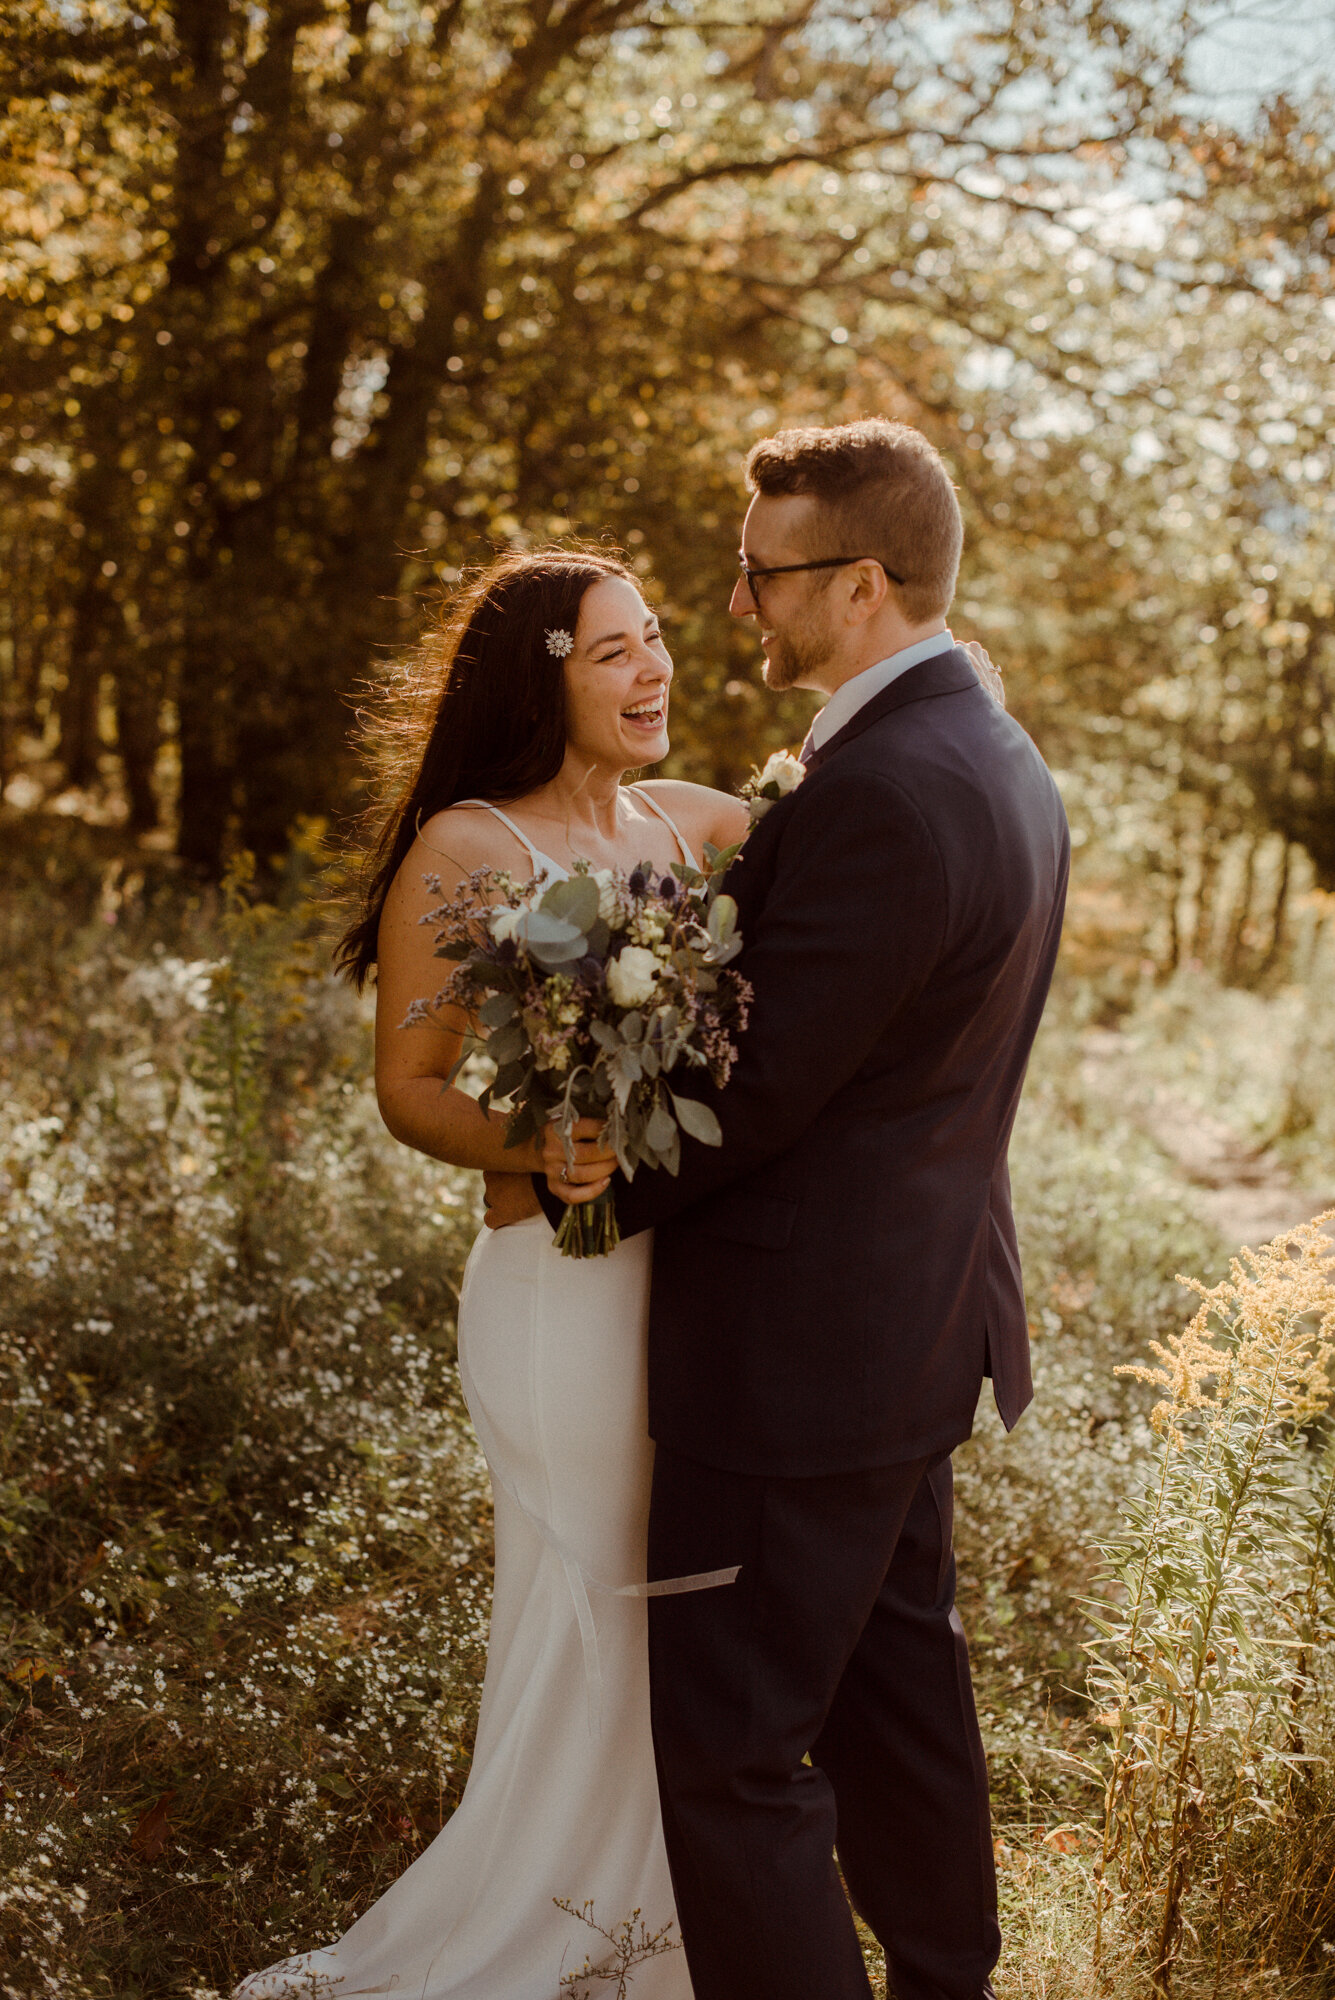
[[809, 630, 956, 751]]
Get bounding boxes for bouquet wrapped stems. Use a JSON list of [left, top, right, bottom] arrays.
[[553, 1187, 622, 1260]]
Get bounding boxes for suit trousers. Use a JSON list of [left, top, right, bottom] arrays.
[[646, 1446, 1000, 2000]]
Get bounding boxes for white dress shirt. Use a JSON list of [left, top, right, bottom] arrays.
[[808, 629, 956, 753]]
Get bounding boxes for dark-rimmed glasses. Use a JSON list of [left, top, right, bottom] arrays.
[[738, 554, 905, 608]]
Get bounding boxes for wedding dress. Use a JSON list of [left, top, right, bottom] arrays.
[[236, 794, 719, 2000]]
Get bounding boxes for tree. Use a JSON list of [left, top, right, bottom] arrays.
[[5, 0, 1314, 872]]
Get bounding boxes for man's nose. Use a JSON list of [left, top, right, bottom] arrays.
[[728, 577, 755, 619]]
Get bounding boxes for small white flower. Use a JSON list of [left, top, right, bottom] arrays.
[[545, 628, 574, 658], [489, 905, 521, 943], [607, 945, 662, 1008], [757, 749, 805, 795]]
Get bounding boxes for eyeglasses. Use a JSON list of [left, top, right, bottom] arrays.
[[737, 554, 905, 608]]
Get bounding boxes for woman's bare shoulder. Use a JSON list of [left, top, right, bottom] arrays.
[[384, 806, 521, 923], [637, 778, 749, 850]]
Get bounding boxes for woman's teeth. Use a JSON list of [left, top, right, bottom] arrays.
[[622, 699, 665, 725]]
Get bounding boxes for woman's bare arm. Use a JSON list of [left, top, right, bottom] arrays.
[[636, 779, 750, 861], [373, 822, 545, 1175]]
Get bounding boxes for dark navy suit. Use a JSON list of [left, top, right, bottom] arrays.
[[541, 649, 1069, 1999]]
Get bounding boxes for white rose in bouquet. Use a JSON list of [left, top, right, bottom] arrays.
[[606, 945, 662, 1008], [489, 904, 521, 943]]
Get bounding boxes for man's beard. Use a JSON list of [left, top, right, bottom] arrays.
[[760, 608, 836, 690]]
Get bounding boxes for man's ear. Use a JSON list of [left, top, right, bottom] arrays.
[[845, 558, 889, 626]]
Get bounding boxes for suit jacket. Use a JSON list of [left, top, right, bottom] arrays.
[[542, 649, 1069, 1476]]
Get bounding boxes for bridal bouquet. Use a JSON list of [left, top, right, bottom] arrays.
[[415, 853, 752, 1258]]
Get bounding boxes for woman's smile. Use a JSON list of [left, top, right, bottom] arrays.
[[621, 689, 669, 736]]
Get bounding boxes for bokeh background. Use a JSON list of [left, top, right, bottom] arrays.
[[3, 4, 1335, 1996]]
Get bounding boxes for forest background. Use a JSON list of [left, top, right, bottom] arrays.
[[3, 1, 1335, 1996]]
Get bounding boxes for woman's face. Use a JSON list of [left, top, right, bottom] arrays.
[[562, 576, 673, 769]]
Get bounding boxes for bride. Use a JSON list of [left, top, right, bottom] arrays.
[[234, 548, 749, 2000]]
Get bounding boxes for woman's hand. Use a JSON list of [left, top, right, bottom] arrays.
[[540, 1117, 618, 1206]]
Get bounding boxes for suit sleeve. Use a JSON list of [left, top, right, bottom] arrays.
[[608, 766, 950, 1239]]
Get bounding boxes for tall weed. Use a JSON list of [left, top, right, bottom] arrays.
[[1087, 1216, 1335, 1993]]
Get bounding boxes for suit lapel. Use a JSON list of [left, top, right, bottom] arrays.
[[805, 648, 980, 772]]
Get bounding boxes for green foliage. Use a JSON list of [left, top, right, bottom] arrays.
[[7, 0, 1331, 883], [0, 830, 489, 1996], [4, 829, 1335, 1996], [1087, 1218, 1335, 1993]]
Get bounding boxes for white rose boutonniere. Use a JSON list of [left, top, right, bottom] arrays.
[[739, 748, 806, 824], [606, 945, 662, 1008]]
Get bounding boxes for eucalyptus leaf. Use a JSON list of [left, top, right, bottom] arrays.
[[541, 873, 601, 933], [671, 1091, 723, 1147], [646, 1101, 676, 1153], [505, 1101, 539, 1148], [514, 908, 584, 948], [528, 936, 588, 969], [487, 1021, 526, 1066], [478, 990, 518, 1028], [707, 894, 738, 945]]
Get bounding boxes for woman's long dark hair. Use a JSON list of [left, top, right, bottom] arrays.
[[336, 546, 637, 989]]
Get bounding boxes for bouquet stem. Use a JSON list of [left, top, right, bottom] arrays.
[[553, 1188, 622, 1259]]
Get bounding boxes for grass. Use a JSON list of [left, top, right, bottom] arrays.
[[2, 819, 1335, 1998]]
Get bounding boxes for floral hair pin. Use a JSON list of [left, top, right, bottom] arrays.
[[545, 628, 574, 659]]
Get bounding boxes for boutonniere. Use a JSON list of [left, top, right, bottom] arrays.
[[738, 749, 806, 826]]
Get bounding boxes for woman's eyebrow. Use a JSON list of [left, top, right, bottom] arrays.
[[588, 628, 631, 649]]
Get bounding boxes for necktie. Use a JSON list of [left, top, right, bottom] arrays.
[[798, 727, 818, 767]]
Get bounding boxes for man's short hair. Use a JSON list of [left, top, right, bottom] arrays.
[[745, 418, 963, 624]]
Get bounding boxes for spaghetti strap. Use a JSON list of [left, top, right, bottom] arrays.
[[450, 799, 550, 876], [629, 786, 700, 872]]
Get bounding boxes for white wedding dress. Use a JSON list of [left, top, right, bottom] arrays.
[[236, 797, 721, 2000]]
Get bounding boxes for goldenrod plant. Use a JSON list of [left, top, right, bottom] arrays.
[[1087, 1215, 1335, 1994]]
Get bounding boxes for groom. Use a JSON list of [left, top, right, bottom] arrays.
[[503, 418, 1068, 2000]]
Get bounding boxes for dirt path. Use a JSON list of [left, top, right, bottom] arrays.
[[1081, 1027, 1335, 1251]]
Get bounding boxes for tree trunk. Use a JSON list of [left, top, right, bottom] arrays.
[[58, 578, 108, 790], [1161, 829, 1186, 978], [112, 645, 165, 834], [176, 605, 236, 870], [1256, 838, 1293, 979], [1191, 831, 1221, 966], [1224, 834, 1258, 981]]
